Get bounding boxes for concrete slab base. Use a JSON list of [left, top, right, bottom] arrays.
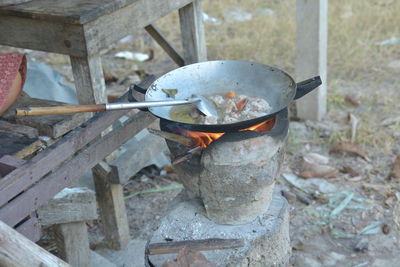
[[148, 192, 290, 267], [90, 251, 117, 267], [95, 239, 147, 267]]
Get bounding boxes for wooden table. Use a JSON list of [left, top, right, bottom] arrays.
[[0, 0, 207, 248]]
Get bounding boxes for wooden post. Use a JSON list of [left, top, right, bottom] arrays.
[[179, 0, 207, 64], [0, 220, 70, 267], [70, 55, 107, 105], [37, 188, 97, 267], [295, 0, 328, 121], [92, 162, 130, 250]]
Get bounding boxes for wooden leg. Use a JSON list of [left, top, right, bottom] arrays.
[[70, 55, 107, 105], [53, 222, 91, 267], [93, 162, 130, 250], [295, 0, 328, 121], [179, 0, 207, 64]]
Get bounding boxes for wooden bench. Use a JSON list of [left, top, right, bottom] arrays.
[[0, 0, 207, 262]]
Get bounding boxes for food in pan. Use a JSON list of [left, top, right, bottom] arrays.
[[169, 91, 271, 124]]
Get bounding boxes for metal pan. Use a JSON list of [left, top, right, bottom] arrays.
[[133, 60, 321, 132]]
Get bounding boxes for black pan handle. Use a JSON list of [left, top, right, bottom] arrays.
[[294, 76, 322, 100], [128, 84, 149, 111]]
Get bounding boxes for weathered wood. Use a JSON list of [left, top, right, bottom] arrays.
[[0, 120, 38, 138], [0, 220, 70, 267], [0, 0, 194, 57], [0, 16, 86, 56], [0, 111, 155, 226], [93, 162, 130, 250], [148, 238, 245, 255], [0, 0, 136, 24], [13, 139, 44, 159], [5, 93, 91, 138], [15, 212, 42, 242], [0, 76, 155, 208], [0, 155, 25, 177], [147, 128, 193, 146], [145, 24, 185, 67], [53, 222, 91, 267], [37, 187, 97, 226], [107, 132, 165, 184], [0, 131, 39, 158], [0, 0, 31, 7], [84, 0, 193, 56], [295, 0, 328, 121], [179, 0, 207, 64], [70, 55, 107, 105]]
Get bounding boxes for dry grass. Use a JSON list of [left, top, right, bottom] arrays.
[[155, 0, 400, 150]]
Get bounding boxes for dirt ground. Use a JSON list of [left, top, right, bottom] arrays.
[[2, 1, 400, 266]]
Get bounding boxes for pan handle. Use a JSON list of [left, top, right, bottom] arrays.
[[128, 84, 149, 111], [294, 76, 322, 100]]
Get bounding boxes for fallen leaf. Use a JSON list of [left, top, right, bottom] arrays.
[[163, 248, 216, 267], [348, 113, 360, 143], [392, 155, 400, 179], [300, 152, 338, 178], [345, 95, 360, 107], [340, 166, 359, 177], [330, 142, 370, 161]]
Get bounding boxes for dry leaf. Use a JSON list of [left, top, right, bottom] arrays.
[[345, 95, 360, 107], [330, 142, 370, 162], [340, 166, 359, 177], [348, 113, 359, 143], [392, 155, 400, 179], [162, 248, 216, 267], [300, 152, 338, 178]]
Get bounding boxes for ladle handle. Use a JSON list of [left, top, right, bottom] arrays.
[[16, 104, 106, 116]]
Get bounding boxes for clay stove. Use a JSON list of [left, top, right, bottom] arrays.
[[149, 109, 291, 266]]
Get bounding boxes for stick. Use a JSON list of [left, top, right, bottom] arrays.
[[147, 128, 194, 146], [171, 146, 202, 165], [148, 238, 244, 255]]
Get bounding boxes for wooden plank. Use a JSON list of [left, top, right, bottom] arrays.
[[0, 76, 155, 208], [0, 16, 86, 56], [93, 162, 130, 250], [179, 0, 207, 64], [15, 212, 42, 242], [0, 155, 26, 177], [53, 222, 91, 267], [83, 0, 193, 56], [37, 188, 97, 226], [5, 93, 91, 138], [148, 238, 245, 255], [145, 24, 185, 67], [107, 132, 165, 184], [0, 131, 39, 159], [0, 111, 156, 226], [295, 0, 328, 121], [0, 220, 70, 267], [70, 55, 107, 105], [0, 120, 38, 138], [0, 0, 136, 24], [13, 139, 44, 159]]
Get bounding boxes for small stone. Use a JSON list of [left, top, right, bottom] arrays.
[[382, 223, 390, 234], [354, 238, 368, 252]]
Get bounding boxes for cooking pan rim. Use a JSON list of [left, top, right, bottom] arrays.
[[145, 59, 297, 129]]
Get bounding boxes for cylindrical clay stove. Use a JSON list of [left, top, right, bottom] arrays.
[[161, 109, 288, 225], [150, 109, 291, 266]]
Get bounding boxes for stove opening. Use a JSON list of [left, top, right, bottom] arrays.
[[179, 117, 276, 148]]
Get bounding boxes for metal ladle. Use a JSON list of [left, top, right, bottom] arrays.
[[15, 94, 218, 117]]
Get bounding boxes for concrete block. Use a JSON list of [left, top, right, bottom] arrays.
[[149, 192, 291, 267]]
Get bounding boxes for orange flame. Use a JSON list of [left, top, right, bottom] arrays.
[[181, 118, 276, 148]]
